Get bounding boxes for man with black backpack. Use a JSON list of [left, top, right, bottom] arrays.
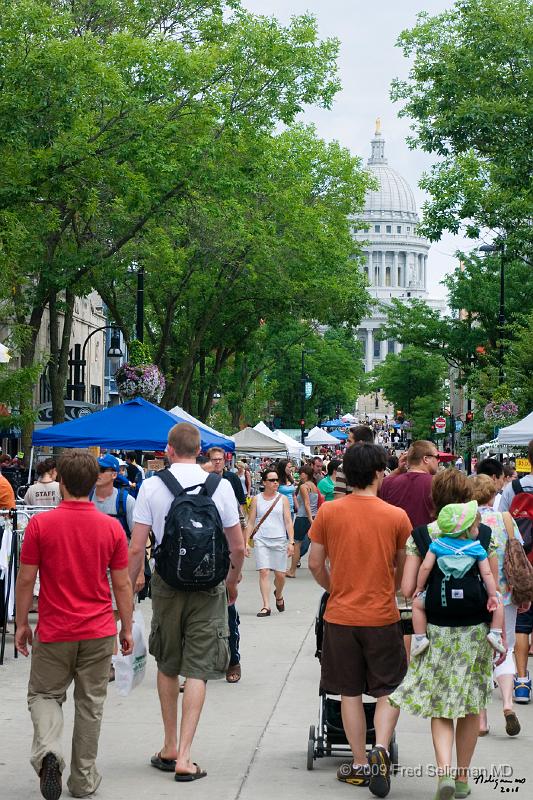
[[128, 422, 244, 782], [499, 439, 533, 704]]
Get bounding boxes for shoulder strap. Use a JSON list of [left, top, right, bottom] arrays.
[[411, 525, 431, 558], [204, 472, 222, 497], [502, 512, 516, 541], [512, 478, 524, 495], [477, 522, 491, 553], [156, 468, 185, 498], [116, 487, 127, 516], [250, 494, 282, 539]]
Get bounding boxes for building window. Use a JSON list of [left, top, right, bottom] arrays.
[[386, 225, 392, 233], [373, 337, 381, 359], [358, 335, 366, 358], [396, 226, 401, 233], [374, 224, 380, 233], [388, 339, 395, 355], [385, 266, 391, 287], [90, 385, 101, 405], [406, 226, 411, 232]]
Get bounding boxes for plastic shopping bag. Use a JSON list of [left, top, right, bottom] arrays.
[[112, 609, 147, 697]]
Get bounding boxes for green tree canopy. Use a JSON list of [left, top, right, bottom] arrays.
[[392, 0, 533, 259]]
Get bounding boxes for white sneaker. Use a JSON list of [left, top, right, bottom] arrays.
[[487, 631, 506, 654], [411, 635, 430, 657]]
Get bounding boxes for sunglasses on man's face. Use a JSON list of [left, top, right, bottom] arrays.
[[265, 477, 279, 483], [99, 467, 114, 473]]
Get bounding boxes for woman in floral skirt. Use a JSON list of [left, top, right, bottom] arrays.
[[389, 469, 498, 800]]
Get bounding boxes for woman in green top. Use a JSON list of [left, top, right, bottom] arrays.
[[317, 459, 341, 502]]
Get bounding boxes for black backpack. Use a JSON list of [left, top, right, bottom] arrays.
[[154, 470, 230, 592], [411, 523, 492, 627]]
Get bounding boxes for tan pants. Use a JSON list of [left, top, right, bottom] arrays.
[[28, 635, 114, 797]]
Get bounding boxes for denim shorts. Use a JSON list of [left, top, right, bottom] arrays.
[[293, 517, 311, 542], [515, 604, 533, 635]]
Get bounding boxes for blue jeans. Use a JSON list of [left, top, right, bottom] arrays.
[[228, 603, 240, 667]]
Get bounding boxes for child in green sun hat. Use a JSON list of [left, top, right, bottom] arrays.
[[411, 499, 505, 657]]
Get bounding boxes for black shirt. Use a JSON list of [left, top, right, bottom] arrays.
[[223, 469, 246, 505]]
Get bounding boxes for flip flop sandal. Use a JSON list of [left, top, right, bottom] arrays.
[[275, 594, 285, 612], [174, 764, 207, 782], [150, 752, 176, 772], [226, 664, 241, 683], [256, 608, 271, 617], [504, 711, 521, 736], [285, 573, 295, 578], [478, 727, 490, 736]]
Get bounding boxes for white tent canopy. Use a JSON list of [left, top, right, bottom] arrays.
[[0, 342, 11, 363], [497, 411, 533, 446], [305, 426, 339, 447], [254, 422, 310, 459], [168, 403, 235, 449], [232, 426, 287, 455]]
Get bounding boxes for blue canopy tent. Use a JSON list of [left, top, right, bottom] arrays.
[[320, 418, 345, 428], [32, 397, 234, 453], [331, 430, 348, 440]]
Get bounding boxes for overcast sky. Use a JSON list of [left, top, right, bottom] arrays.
[[243, 0, 472, 299]]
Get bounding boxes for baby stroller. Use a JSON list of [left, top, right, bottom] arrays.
[[306, 592, 400, 771]]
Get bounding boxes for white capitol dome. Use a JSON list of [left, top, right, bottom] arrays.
[[365, 164, 417, 218], [362, 121, 418, 222], [354, 122, 432, 375]]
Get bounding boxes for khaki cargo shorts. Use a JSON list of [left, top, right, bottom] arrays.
[[149, 572, 230, 680]]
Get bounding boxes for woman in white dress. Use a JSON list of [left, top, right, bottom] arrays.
[[245, 469, 295, 617]]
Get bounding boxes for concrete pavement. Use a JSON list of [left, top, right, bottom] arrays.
[[1, 560, 532, 800]]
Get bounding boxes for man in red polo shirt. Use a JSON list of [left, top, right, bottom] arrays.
[[379, 440, 438, 527], [15, 450, 133, 800]]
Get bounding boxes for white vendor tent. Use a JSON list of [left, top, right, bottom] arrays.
[[232, 426, 287, 455], [0, 342, 11, 363], [497, 411, 533, 446], [305, 426, 339, 447], [169, 403, 235, 449], [254, 422, 310, 459]]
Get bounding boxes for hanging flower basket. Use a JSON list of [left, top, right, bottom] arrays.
[[115, 363, 165, 404], [483, 400, 519, 422]]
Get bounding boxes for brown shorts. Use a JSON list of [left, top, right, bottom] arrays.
[[320, 620, 407, 698]]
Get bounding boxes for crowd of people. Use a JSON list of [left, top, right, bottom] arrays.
[[1, 424, 532, 800]]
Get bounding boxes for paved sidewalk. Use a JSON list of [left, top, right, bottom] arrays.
[[1, 561, 532, 800]]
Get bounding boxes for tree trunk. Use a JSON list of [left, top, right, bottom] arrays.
[[48, 289, 75, 424]]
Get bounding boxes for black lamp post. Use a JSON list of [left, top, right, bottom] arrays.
[[479, 242, 506, 385], [76, 326, 123, 402]]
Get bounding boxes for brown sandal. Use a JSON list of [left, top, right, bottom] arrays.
[[226, 663, 241, 683], [257, 608, 271, 617], [275, 593, 285, 612]]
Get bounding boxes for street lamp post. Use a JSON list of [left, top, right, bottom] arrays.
[[479, 242, 505, 385], [76, 326, 123, 402], [299, 349, 314, 444], [136, 265, 145, 343]]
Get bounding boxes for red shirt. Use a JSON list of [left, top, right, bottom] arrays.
[[20, 501, 128, 642], [379, 471, 435, 528]]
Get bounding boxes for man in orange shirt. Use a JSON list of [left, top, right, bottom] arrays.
[[0, 470, 15, 510], [309, 443, 411, 798]]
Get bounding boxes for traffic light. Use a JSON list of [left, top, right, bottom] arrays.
[[299, 419, 305, 427], [465, 410, 474, 423]]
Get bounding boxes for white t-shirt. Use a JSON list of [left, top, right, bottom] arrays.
[[132, 463, 240, 544]]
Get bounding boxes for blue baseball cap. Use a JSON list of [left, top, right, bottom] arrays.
[[98, 454, 120, 471]]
